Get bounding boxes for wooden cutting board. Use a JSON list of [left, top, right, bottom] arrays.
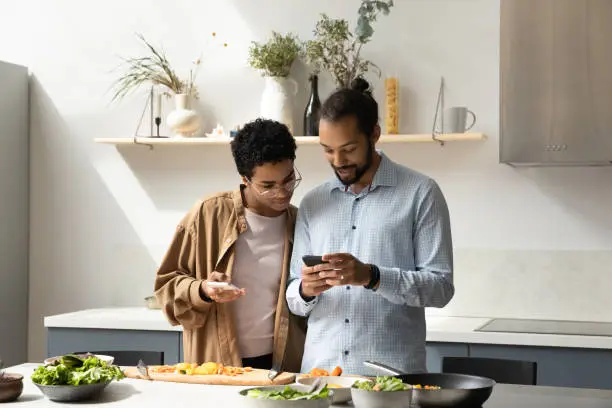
[[123, 366, 296, 386]]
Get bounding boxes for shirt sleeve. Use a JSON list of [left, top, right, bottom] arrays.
[[154, 211, 215, 329], [375, 179, 455, 307], [286, 201, 318, 316]]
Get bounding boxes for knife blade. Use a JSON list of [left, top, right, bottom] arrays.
[[137, 359, 150, 380], [268, 363, 281, 381]]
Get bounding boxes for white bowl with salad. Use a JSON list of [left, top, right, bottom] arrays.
[[350, 376, 413, 408], [296, 376, 359, 403], [238, 384, 333, 407]]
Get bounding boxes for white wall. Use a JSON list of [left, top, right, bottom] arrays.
[[0, 0, 611, 362]]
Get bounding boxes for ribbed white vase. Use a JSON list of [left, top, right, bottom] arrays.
[[166, 93, 201, 137], [260, 76, 297, 134]]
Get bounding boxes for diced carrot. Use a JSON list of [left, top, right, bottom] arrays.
[[331, 366, 342, 376], [309, 368, 329, 377]]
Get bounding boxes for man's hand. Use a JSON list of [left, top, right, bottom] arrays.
[[300, 263, 332, 298], [200, 272, 245, 303], [318, 253, 372, 287]]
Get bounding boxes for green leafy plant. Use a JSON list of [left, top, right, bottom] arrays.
[[356, 0, 394, 43], [303, 0, 394, 88], [110, 32, 227, 102], [248, 31, 301, 77]]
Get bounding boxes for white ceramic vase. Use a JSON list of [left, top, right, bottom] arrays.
[[166, 93, 201, 137], [260, 76, 297, 134]]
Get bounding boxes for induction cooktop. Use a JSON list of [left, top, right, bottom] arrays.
[[476, 318, 612, 337]]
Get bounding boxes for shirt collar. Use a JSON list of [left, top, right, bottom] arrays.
[[328, 150, 397, 192]]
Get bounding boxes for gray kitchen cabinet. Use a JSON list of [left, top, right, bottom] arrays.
[[46, 328, 182, 365], [179, 332, 184, 361], [425, 342, 469, 373], [469, 344, 612, 390]]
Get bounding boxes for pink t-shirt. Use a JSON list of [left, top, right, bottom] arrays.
[[231, 209, 286, 358]]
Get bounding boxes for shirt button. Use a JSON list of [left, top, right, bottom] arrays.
[[352, 226, 356, 230], [345, 318, 349, 323], [346, 286, 351, 290], [344, 350, 349, 356], [355, 198, 360, 202]]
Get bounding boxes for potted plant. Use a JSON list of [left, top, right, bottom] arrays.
[[110, 32, 227, 137], [303, 0, 394, 89], [248, 31, 301, 133]]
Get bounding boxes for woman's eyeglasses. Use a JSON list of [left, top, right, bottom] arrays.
[[247, 168, 302, 197]]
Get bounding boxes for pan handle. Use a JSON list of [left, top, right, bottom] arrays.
[[363, 361, 404, 375]]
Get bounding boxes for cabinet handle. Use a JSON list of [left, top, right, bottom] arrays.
[[544, 144, 568, 152]]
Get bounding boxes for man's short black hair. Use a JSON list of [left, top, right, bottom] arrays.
[[320, 77, 379, 137], [231, 118, 297, 179]]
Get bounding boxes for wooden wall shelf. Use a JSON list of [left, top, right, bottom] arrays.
[[94, 133, 487, 147]]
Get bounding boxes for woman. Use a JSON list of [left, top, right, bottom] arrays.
[[155, 118, 306, 371]]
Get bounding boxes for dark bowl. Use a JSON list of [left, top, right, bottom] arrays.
[[0, 373, 24, 402], [34, 381, 111, 402]]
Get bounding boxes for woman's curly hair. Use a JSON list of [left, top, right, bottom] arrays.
[[231, 118, 297, 179]]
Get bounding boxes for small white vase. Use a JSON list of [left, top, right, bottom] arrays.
[[260, 76, 298, 134], [166, 93, 201, 137]]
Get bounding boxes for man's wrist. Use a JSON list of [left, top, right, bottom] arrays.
[[364, 264, 380, 290], [299, 282, 316, 302]]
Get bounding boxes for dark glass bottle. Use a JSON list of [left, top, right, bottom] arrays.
[[303, 74, 321, 136]]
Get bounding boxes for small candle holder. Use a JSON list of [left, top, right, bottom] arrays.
[[154, 116, 162, 138], [133, 86, 169, 141]]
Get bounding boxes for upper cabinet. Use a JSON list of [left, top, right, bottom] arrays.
[[500, 0, 612, 166]]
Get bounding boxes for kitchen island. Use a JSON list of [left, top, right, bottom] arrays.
[[44, 308, 612, 390], [6, 363, 612, 407]]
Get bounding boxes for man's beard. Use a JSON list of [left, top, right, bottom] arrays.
[[333, 140, 375, 186]]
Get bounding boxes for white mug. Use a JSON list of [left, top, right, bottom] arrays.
[[443, 107, 476, 133]]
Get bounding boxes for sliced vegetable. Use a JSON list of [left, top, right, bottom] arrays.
[[353, 376, 412, 392], [246, 385, 330, 400], [304, 365, 343, 377]]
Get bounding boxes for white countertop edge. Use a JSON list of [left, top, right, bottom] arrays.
[[43, 321, 183, 332], [43, 307, 183, 332], [43, 308, 612, 350]]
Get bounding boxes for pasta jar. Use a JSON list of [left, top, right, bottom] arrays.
[[384, 77, 399, 134]]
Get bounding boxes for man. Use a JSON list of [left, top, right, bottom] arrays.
[[155, 118, 306, 372], [286, 78, 454, 376]]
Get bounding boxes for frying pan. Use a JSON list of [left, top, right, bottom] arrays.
[[363, 361, 496, 408]]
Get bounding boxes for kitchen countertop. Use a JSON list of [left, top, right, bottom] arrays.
[[44, 308, 182, 332], [44, 308, 612, 350], [5, 363, 612, 408]]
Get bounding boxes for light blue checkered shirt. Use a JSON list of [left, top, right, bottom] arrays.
[[286, 151, 454, 376]]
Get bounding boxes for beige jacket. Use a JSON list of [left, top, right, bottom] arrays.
[[154, 187, 306, 372]]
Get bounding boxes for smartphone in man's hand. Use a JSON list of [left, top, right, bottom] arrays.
[[302, 255, 324, 267]]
